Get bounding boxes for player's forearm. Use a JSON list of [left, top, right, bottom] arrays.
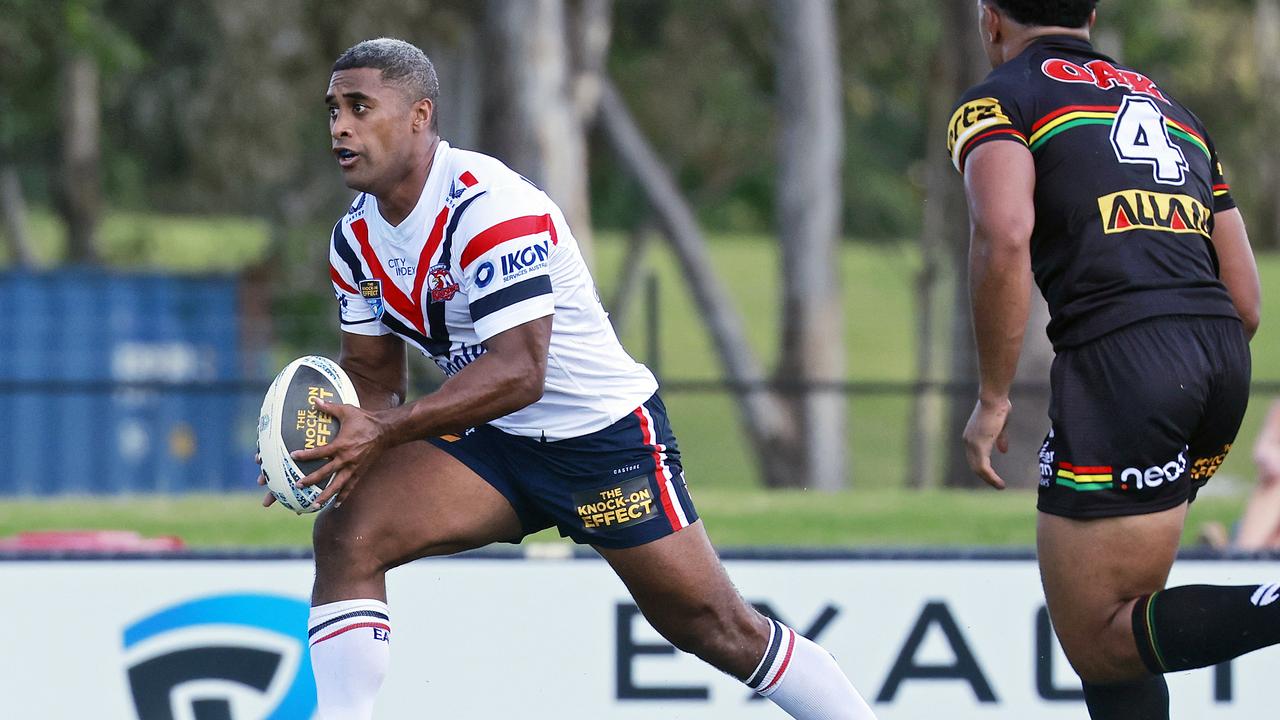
[[345, 370, 404, 411], [969, 227, 1032, 404], [375, 353, 543, 445]]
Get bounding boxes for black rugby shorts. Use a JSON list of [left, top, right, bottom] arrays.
[[427, 392, 698, 548], [1037, 315, 1251, 519]]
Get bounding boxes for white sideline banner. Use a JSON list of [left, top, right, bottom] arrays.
[[3, 556, 1280, 719]]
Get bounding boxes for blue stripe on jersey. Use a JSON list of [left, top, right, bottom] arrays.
[[440, 191, 486, 263], [424, 191, 487, 355], [332, 221, 365, 282], [469, 275, 553, 323]]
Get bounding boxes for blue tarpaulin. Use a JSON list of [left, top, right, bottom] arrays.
[[0, 269, 252, 495]]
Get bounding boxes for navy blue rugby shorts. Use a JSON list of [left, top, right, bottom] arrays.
[[1037, 315, 1251, 519], [427, 392, 698, 549]]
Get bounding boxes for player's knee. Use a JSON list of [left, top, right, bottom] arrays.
[[1060, 628, 1146, 684], [312, 516, 386, 581], [657, 600, 764, 669]]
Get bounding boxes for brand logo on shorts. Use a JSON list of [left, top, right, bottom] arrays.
[[1038, 432, 1056, 487], [1190, 443, 1232, 482], [1118, 448, 1188, 491], [359, 279, 384, 318], [1252, 584, 1280, 607], [573, 475, 659, 531]]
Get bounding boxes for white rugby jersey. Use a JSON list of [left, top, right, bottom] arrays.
[[329, 141, 657, 440]]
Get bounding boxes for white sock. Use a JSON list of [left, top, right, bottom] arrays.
[[308, 599, 391, 720], [746, 619, 877, 720]]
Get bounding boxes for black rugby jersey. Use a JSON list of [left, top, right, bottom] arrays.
[[947, 35, 1239, 349]]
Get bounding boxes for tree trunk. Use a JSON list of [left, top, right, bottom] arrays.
[[0, 167, 35, 266], [482, 0, 594, 261], [771, 0, 846, 491], [597, 80, 793, 487], [907, 4, 970, 489], [607, 217, 655, 337], [59, 51, 101, 264], [433, 23, 484, 151], [568, 0, 612, 126]]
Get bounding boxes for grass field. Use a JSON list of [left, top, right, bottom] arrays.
[[5, 212, 1280, 547], [0, 488, 1250, 549]]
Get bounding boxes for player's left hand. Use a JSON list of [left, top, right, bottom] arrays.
[[963, 397, 1011, 490], [292, 400, 390, 507]]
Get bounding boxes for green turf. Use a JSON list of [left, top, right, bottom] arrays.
[[12, 209, 270, 271], [0, 489, 1247, 549]]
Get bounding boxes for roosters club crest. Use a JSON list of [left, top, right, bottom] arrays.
[[427, 264, 460, 303]]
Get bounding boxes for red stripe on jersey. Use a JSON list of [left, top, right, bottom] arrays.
[[1031, 104, 1119, 132], [634, 407, 681, 530], [958, 129, 1028, 170], [412, 206, 451, 305], [330, 265, 357, 295], [1213, 184, 1230, 192], [352, 218, 427, 334], [309, 621, 390, 647], [460, 214, 554, 270], [460, 171, 478, 188]]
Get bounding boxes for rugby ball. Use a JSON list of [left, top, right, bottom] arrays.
[[257, 355, 360, 514]]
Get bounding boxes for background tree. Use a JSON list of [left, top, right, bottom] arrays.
[[772, 0, 847, 490], [482, 0, 596, 259]]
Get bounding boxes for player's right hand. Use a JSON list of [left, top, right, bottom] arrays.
[[963, 397, 1011, 490], [255, 451, 277, 508]]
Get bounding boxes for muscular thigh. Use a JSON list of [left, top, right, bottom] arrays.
[[312, 440, 521, 591], [1037, 503, 1186, 678]]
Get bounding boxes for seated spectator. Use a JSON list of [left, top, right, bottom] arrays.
[[1202, 400, 1280, 550], [1234, 400, 1280, 550]]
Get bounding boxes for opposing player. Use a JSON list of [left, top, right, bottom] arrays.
[[951, 2, 1271, 717], [263, 38, 876, 719]]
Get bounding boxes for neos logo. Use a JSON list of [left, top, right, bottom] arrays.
[[122, 593, 316, 720], [1120, 449, 1187, 491], [1251, 583, 1280, 608]]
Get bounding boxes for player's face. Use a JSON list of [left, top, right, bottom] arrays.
[[326, 68, 415, 193]]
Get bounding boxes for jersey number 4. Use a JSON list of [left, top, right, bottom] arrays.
[[1110, 95, 1188, 186]]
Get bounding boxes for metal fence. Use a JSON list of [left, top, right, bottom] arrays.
[[2, 270, 1276, 495]]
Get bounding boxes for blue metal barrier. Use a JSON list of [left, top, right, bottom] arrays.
[[0, 269, 249, 495]]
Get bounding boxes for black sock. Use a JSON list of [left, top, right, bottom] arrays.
[[1082, 676, 1169, 720], [1131, 583, 1280, 673]]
